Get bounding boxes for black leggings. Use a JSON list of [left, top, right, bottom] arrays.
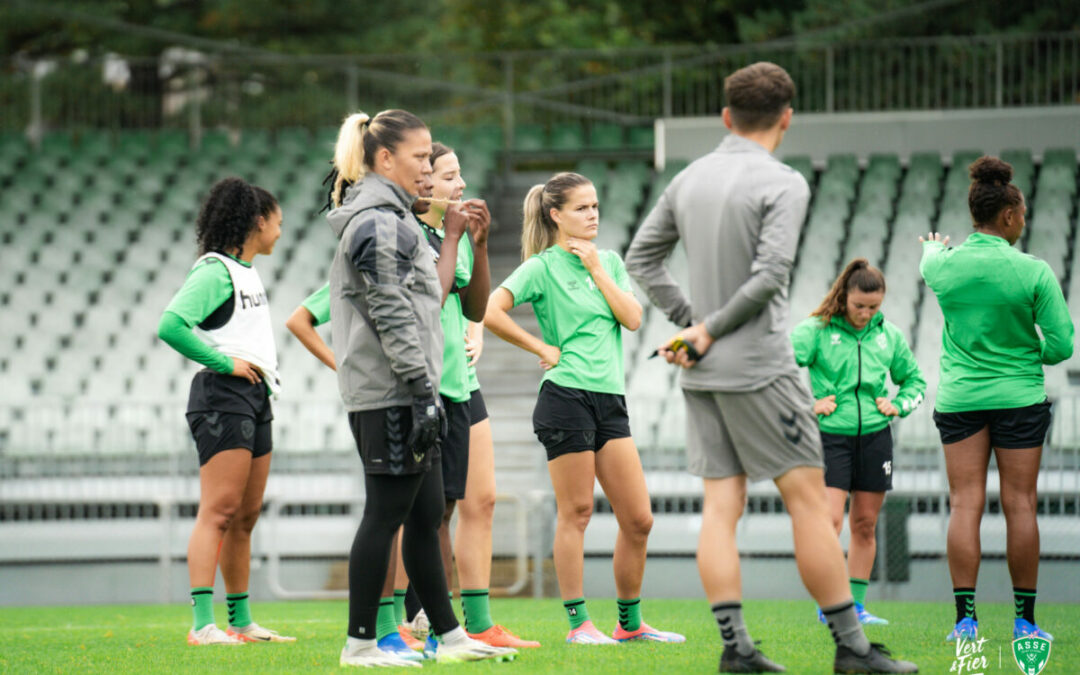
[[348, 466, 457, 639]]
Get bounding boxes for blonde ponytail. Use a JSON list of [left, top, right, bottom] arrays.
[[521, 185, 555, 259], [520, 172, 591, 260], [332, 112, 370, 208]]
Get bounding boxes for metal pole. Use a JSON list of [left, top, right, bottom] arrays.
[[995, 38, 1004, 108], [28, 61, 43, 147], [662, 50, 673, 118], [826, 45, 835, 113], [502, 55, 514, 179], [346, 65, 360, 112]]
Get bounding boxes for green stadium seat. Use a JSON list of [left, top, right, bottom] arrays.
[[627, 126, 654, 150], [432, 125, 466, 150], [468, 125, 503, 152], [157, 129, 190, 157], [589, 123, 624, 149], [39, 131, 75, 158], [238, 129, 272, 157], [276, 127, 312, 156], [1042, 148, 1077, 170], [200, 130, 233, 155], [826, 154, 859, 179], [783, 156, 815, 184], [512, 124, 546, 151], [115, 130, 153, 158], [75, 130, 111, 159], [549, 123, 585, 151]]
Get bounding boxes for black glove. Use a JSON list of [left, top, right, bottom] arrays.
[[407, 377, 441, 456]]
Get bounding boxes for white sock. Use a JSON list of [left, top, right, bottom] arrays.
[[345, 636, 378, 653], [438, 626, 469, 645]]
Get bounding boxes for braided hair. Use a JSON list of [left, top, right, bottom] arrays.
[[195, 177, 278, 256]]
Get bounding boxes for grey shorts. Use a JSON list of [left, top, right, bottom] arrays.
[[684, 374, 824, 482]]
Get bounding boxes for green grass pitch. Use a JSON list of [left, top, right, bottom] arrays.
[[1, 598, 1075, 673]]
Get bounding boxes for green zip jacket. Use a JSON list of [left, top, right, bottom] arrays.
[[791, 313, 925, 436], [920, 233, 1074, 412]]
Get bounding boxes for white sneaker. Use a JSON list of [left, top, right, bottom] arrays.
[[434, 636, 517, 663], [340, 642, 421, 668], [404, 609, 430, 640], [226, 622, 296, 643], [187, 624, 244, 645]]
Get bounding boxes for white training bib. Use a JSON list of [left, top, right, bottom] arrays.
[[192, 252, 281, 396]]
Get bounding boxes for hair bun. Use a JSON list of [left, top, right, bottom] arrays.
[[969, 156, 1013, 186]]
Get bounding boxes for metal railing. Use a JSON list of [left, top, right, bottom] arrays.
[[3, 32, 1077, 145]]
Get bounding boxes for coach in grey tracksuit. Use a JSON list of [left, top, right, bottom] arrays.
[[328, 173, 443, 414], [625, 62, 918, 675], [625, 132, 822, 481]]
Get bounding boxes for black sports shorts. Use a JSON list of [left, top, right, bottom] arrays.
[[532, 381, 631, 462], [186, 369, 272, 466], [821, 426, 894, 492], [348, 406, 440, 476], [933, 400, 1052, 449], [440, 395, 471, 501]]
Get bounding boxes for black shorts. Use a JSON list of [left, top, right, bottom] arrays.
[[186, 370, 273, 467], [440, 395, 471, 501], [933, 400, 1052, 449], [468, 389, 489, 425], [348, 406, 440, 476], [532, 381, 631, 461], [821, 426, 894, 492]]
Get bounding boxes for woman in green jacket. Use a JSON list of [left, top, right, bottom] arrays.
[[921, 156, 1073, 644], [791, 258, 925, 627]]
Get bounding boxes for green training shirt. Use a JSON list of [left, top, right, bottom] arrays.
[[302, 282, 331, 326], [920, 232, 1074, 412], [158, 256, 241, 374], [501, 245, 632, 396], [424, 223, 474, 403], [791, 313, 925, 436]]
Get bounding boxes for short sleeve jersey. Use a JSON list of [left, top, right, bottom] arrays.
[[424, 223, 474, 403], [302, 282, 331, 326], [501, 245, 631, 395]]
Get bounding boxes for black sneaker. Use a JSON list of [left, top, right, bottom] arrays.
[[719, 643, 786, 673], [834, 642, 918, 673]]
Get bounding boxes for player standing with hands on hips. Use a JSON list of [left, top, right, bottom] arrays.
[[921, 156, 1072, 644], [485, 172, 684, 645], [791, 258, 925, 627], [625, 62, 917, 673], [158, 177, 295, 645]]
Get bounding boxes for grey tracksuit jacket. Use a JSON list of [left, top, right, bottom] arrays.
[[328, 173, 443, 411], [625, 133, 811, 392]]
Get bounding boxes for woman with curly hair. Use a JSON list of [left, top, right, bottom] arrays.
[[921, 156, 1073, 644], [158, 176, 293, 646]]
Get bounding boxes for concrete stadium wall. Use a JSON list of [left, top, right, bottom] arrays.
[[657, 106, 1080, 168]]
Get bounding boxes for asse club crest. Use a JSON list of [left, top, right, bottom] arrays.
[[1012, 636, 1051, 675]]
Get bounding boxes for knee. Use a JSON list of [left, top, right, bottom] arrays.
[[850, 514, 878, 543], [559, 500, 594, 532], [622, 509, 654, 540], [460, 490, 496, 522], [200, 499, 242, 533], [949, 487, 986, 514], [442, 501, 457, 526], [831, 512, 845, 535], [1000, 491, 1037, 518]]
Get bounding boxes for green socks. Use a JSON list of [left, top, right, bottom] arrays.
[[393, 589, 407, 626], [191, 587, 215, 631], [617, 597, 642, 631], [376, 597, 397, 640], [1014, 587, 1036, 623], [226, 592, 252, 628], [850, 578, 869, 606], [461, 589, 494, 634], [564, 597, 589, 630]]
